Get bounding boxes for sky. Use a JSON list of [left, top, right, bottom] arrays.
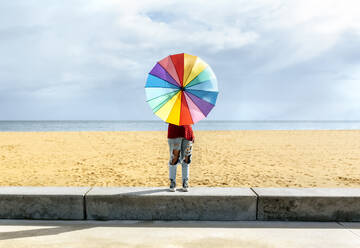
[[0, 0, 359, 121]]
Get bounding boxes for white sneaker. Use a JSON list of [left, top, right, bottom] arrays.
[[169, 179, 176, 192], [182, 179, 189, 192]]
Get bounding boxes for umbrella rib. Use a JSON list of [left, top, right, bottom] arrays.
[[155, 91, 181, 121], [184, 88, 218, 93], [148, 91, 180, 113], [184, 91, 215, 117], [145, 89, 179, 102], [184, 80, 218, 91], [148, 72, 180, 89], [165, 91, 182, 125], [157, 63, 181, 88], [183, 58, 208, 87], [185, 66, 216, 88], [180, 91, 194, 125], [186, 89, 218, 97], [183, 91, 206, 122]]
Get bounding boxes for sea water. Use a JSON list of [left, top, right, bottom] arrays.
[[0, 120, 360, 131]]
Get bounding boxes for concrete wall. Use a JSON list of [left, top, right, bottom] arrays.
[[1, 186, 360, 221], [0, 187, 91, 220], [85, 187, 256, 220], [254, 188, 360, 221]]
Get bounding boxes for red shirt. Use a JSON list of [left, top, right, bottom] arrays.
[[167, 123, 194, 142]]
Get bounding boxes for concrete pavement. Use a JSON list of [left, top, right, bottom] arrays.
[[1, 220, 360, 247]]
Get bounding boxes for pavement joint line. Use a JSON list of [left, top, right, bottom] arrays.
[[249, 187, 259, 220], [337, 222, 360, 241], [83, 187, 93, 220]]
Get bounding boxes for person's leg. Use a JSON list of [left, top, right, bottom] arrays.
[[180, 138, 193, 184], [168, 138, 182, 181]]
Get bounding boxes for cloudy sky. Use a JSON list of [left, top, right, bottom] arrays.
[[0, 0, 359, 120]]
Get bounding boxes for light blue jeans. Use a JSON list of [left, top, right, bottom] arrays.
[[168, 137, 193, 181]]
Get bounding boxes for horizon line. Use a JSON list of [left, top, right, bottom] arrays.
[[1, 120, 360, 122]]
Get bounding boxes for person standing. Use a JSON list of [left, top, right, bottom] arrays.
[[167, 123, 194, 192]]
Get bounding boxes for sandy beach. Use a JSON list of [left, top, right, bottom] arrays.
[[0, 130, 359, 187]]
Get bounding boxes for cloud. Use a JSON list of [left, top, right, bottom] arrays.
[[0, 0, 359, 120]]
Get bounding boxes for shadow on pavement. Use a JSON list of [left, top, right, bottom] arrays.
[[0, 224, 95, 241], [1, 220, 360, 240], [115, 188, 170, 195], [1, 219, 359, 231]]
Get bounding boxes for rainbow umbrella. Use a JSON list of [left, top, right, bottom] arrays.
[[145, 53, 218, 125]]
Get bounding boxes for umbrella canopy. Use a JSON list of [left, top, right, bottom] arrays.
[[145, 53, 218, 125]]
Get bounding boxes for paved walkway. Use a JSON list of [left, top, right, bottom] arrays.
[[1, 220, 360, 247]]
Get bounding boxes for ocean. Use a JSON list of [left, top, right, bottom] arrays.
[[0, 120, 360, 132]]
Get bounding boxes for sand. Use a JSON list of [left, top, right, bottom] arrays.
[[0, 130, 360, 187]]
